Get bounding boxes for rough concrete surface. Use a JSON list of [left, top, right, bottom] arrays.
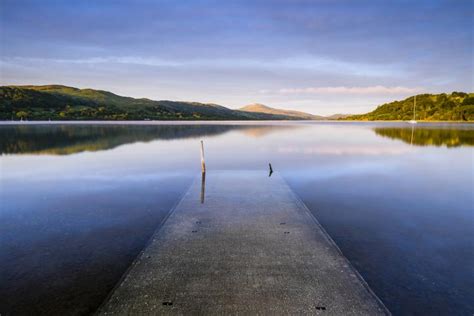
[[98, 171, 389, 315]]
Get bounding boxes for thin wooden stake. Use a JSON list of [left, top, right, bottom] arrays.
[[200, 140, 206, 173]]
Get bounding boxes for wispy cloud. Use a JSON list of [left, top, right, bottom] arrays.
[[261, 85, 421, 95], [2, 55, 403, 77], [1, 56, 182, 67]]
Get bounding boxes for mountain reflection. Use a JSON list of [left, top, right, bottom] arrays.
[[373, 126, 474, 147], [2, 123, 472, 156], [0, 124, 300, 155]]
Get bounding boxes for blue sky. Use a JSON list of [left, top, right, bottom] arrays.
[[1, 0, 472, 114]]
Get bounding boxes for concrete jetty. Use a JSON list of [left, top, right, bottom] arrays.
[[99, 171, 389, 315]]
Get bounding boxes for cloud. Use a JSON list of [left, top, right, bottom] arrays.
[[262, 85, 421, 95], [1, 56, 182, 67], [2, 55, 402, 77]]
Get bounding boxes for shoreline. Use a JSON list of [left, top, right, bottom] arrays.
[[0, 119, 473, 125]]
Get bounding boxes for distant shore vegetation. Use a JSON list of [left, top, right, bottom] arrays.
[[0, 85, 473, 121], [345, 92, 474, 121]]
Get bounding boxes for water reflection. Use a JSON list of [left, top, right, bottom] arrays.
[[373, 125, 474, 147], [200, 171, 206, 204], [1, 123, 472, 157], [0, 124, 301, 155]]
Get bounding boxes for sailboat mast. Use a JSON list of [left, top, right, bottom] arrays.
[[413, 95, 416, 121]]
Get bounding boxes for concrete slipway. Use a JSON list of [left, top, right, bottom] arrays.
[[98, 171, 389, 315]]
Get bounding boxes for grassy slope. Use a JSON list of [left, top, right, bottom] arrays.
[[345, 92, 474, 121]]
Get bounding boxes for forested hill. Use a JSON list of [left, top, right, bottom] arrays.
[[345, 92, 474, 121], [0, 85, 306, 121]]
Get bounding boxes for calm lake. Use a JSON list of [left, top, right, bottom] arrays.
[[1, 121, 473, 315]]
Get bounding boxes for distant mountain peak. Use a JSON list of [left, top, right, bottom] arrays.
[[240, 103, 272, 110], [239, 103, 325, 120]]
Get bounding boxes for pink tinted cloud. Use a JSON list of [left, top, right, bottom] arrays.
[[264, 86, 421, 95]]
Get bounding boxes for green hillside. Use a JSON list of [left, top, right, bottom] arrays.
[[0, 85, 296, 121], [346, 92, 474, 121]]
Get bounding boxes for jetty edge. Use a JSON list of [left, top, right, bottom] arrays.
[[98, 170, 390, 315]]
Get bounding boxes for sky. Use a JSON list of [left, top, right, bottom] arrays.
[[0, 0, 472, 115]]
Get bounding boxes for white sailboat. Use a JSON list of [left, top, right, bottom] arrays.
[[409, 95, 417, 124]]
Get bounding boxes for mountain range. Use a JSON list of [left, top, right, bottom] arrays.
[[0, 85, 326, 121], [0, 85, 472, 121]]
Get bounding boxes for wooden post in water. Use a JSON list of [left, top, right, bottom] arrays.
[[200, 140, 206, 173]]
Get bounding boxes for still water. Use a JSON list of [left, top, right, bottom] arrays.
[[1, 122, 473, 315]]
